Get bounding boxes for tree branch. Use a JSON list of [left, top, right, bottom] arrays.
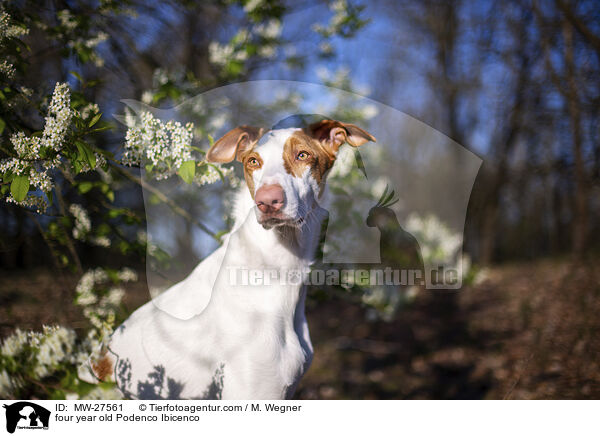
[[556, 0, 600, 57], [108, 161, 219, 241]]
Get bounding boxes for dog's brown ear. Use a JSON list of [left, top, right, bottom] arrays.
[[207, 126, 264, 163], [307, 120, 376, 155]]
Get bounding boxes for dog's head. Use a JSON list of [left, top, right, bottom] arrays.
[[207, 119, 375, 229]]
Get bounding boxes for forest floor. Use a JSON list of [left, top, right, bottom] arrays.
[[1, 258, 599, 399]]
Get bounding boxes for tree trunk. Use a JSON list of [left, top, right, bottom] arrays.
[[563, 20, 588, 260]]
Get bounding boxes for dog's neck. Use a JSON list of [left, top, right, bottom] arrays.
[[204, 186, 326, 318]]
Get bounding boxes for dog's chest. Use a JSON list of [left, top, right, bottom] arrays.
[[224, 318, 309, 399]]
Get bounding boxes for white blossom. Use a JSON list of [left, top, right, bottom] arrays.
[[243, 0, 264, 13], [79, 103, 99, 120], [207, 113, 227, 132], [0, 370, 14, 396], [331, 0, 349, 27], [312, 0, 359, 38], [42, 83, 73, 151], [75, 268, 108, 302], [76, 290, 98, 306], [255, 19, 281, 39], [0, 329, 28, 357], [1, 95, 70, 212], [57, 10, 78, 31], [152, 68, 169, 87], [84, 31, 108, 49], [117, 267, 138, 282], [328, 146, 355, 178], [404, 213, 463, 268], [122, 111, 194, 180], [361, 104, 378, 119], [316, 66, 331, 82], [91, 236, 110, 247], [0, 320, 125, 398], [5, 194, 48, 213], [319, 41, 334, 55], [19, 86, 33, 97], [0, 11, 28, 39], [10, 132, 41, 159], [0, 60, 15, 78], [105, 287, 125, 306], [33, 326, 76, 378], [69, 203, 91, 240], [195, 163, 233, 186], [136, 230, 148, 244], [75, 267, 134, 332], [91, 53, 105, 68], [1, 157, 25, 176], [141, 90, 154, 104], [2, 83, 106, 206], [257, 44, 276, 58], [209, 41, 234, 67]]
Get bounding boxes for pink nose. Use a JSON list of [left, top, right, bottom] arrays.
[[255, 184, 285, 214]]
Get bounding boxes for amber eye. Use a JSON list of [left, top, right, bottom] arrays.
[[247, 157, 260, 168], [296, 151, 310, 161]]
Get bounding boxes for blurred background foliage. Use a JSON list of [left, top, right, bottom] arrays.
[[0, 0, 599, 399]]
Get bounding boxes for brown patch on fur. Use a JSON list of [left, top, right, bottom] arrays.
[[206, 126, 263, 163], [238, 150, 263, 199], [307, 120, 376, 152], [91, 350, 115, 382], [283, 131, 335, 190]]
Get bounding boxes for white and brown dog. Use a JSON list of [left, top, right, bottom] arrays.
[[85, 117, 375, 399]]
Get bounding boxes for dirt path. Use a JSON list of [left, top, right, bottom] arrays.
[[297, 259, 600, 399]]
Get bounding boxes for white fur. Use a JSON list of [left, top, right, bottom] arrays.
[[95, 128, 329, 400]]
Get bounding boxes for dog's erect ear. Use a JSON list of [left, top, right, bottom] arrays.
[[308, 120, 376, 155], [206, 126, 264, 163]]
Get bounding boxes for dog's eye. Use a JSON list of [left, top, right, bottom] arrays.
[[247, 157, 260, 168], [296, 151, 310, 161]]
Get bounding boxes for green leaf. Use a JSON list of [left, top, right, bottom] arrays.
[[98, 223, 111, 235], [70, 71, 84, 83], [3, 169, 14, 183], [118, 240, 129, 254], [207, 134, 215, 146], [94, 148, 114, 159], [107, 208, 126, 219], [149, 194, 161, 205], [89, 125, 113, 133], [88, 112, 102, 127], [11, 175, 29, 202], [46, 190, 53, 207], [78, 181, 94, 194], [86, 151, 97, 169], [226, 60, 243, 76], [215, 229, 229, 241], [105, 190, 114, 202], [75, 141, 96, 169], [0, 117, 5, 135], [178, 160, 196, 184], [72, 160, 82, 174]]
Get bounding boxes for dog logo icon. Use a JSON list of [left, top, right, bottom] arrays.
[[2, 402, 50, 433]]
